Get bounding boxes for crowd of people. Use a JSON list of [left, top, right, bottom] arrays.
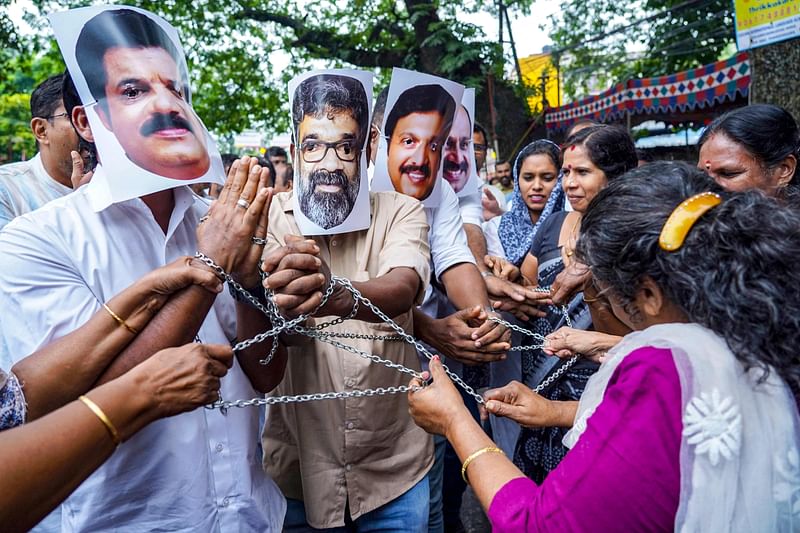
[[1, 8, 799, 532]]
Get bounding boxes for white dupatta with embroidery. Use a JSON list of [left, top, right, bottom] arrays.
[[563, 323, 800, 532]]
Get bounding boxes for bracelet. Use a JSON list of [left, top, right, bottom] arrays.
[[461, 446, 505, 484], [79, 395, 121, 446], [102, 303, 139, 335], [480, 271, 494, 279]]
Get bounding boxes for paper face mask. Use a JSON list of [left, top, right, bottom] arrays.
[[442, 88, 481, 197], [289, 69, 373, 235], [49, 5, 224, 211], [370, 69, 464, 208]]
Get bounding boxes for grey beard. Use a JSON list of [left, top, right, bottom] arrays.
[[298, 170, 360, 229]]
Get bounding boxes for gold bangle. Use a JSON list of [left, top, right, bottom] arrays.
[[102, 303, 138, 335], [79, 395, 121, 446], [461, 446, 505, 484]]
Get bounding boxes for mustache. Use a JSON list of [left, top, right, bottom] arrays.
[[443, 158, 468, 173], [307, 169, 349, 190], [140, 113, 194, 137], [399, 163, 431, 176]]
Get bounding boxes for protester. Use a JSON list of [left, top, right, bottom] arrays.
[[409, 161, 800, 532], [494, 160, 513, 195], [0, 74, 80, 230], [484, 140, 564, 269], [0, 260, 232, 531], [273, 162, 293, 192], [261, 75, 433, 531], [1, 15, 287, 525], [266, 145, 289, 166], [698, 104, 798, 198], [370, 87, 512, 531], [488, 125, 637, 482]]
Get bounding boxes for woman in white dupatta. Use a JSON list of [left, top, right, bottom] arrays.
[[407, 161, 800, 532]]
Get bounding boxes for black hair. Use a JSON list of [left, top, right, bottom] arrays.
[[292, 74, 370, 148], [636, 149, 654, 163], [514, 140, 560, 179], [372, 86, 389, 128], [384, 84, 456, 140], [279, 163, 293, 187], [75, 9, 187, 109], [255, 156, 276, 187], [564, 125, 638, 181], [61, 72, 97, 170], [30, 74, 65, 119], [578, 161, 800, 396], [698, 104, 799, 188], [473, 121, 488, 143], [495, 159, 510, 167], [565, 118, 600, 139], [220, 153, 237, 175], [266, 146, 288, 160]]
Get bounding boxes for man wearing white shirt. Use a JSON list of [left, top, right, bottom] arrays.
[[0, 69, 286, 533], [369, 89, 509, 532], [0, 74, 79, 231]]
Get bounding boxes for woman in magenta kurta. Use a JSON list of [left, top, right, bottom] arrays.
[[409, 162, 800, 532]]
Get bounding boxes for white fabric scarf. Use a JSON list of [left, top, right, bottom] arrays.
[[563, 323, 800, 532]]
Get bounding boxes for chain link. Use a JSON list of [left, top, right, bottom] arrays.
[[196, 253, 580, 409], [206, 386, 422, 410]]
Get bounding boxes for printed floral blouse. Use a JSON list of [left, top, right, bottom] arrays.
[[0, 369, 26, 430]]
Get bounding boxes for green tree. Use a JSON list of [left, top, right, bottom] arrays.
[[548, 0, 735, 101], [0, 92, 35, 162], [28, 0, 537, 157]]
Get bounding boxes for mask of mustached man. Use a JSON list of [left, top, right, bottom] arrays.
[[290, 71, 372, 234], [49, 6, 225, 210]]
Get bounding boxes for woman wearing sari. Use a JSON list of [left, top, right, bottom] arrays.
[[409, 161, 800, 532], [488, 125, 638, 482]]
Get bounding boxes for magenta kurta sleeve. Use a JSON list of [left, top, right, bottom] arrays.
[[487, 347, 682, 532]]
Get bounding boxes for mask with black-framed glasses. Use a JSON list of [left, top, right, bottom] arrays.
[[298, 140, 358, 163]]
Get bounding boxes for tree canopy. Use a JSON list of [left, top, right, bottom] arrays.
[[25, 0, 536, 156], [548, 0, 735, 100], [3, 0, 738, 160]]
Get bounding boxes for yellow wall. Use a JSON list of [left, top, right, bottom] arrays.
[[519, 53, 561, 113]]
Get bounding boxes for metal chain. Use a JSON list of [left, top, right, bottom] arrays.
[[208, 386, 422, 410], [196, 253, 581, 409], [486, 297, 580, 394]]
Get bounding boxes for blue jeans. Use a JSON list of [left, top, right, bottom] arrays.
[[284, 474, 430, 532], [428, 436, 446, 533]]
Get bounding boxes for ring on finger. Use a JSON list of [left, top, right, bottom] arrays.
[[199, 214, 210, 224], [236, 197, 251, 210], [252, 236, 268, 246]]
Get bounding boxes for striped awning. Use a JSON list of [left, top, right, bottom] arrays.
[[545, 52, 751, 132]]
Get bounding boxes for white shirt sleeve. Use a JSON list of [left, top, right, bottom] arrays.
[[482, 216, 504, 257], [427, 182, 476, 280], [483, 184, 508, 212], [0, 215, 100, 363], [457, 190, 483, 227]]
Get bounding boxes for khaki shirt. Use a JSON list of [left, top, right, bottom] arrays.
[[262, 191, 434, 528]]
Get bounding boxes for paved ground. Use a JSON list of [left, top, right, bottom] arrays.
[[460, 487, 491, 533]]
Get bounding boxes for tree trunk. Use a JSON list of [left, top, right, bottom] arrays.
[[749, 38, 800, 119]]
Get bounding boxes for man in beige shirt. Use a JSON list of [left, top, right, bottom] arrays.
[[261, 190, 433, 530]]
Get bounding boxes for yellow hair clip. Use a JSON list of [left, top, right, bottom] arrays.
[[659, 192, 722, 251]]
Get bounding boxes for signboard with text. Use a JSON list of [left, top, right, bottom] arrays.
[[735, 0, 800, 50]]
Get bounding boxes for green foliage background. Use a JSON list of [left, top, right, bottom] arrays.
[[0, 0, 735, 160]]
